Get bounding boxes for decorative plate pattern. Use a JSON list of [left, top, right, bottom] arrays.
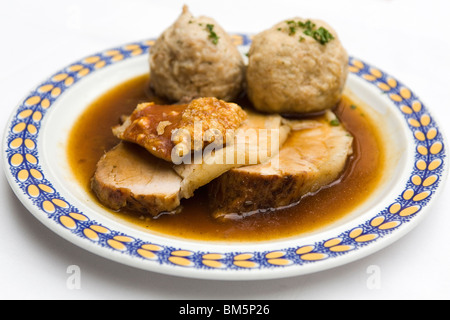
[[3, 34, 447, 279]]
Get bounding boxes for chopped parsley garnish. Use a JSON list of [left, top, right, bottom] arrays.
[[312, 26, 335, 45], [298, 20, 316, 30], [286, 20, 297, 35], [280, 19, 335, 45], [289, 26, 297, 35], [205, 23, 219, 45], [330, 119, 340, 126]]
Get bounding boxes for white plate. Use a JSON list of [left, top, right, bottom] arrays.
[[3, 35, 448, 280]]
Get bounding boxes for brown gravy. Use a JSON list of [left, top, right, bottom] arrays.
[[67, 74, 385, 242]]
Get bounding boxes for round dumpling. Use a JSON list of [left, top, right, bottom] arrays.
[[149, 5, 245, 102], [246, 18, 348, 114]]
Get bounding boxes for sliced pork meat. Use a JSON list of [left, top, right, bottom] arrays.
[[92, 109, 286, 216], [174, 109, 291, 199], [208, 111, 354, 219], [91, 142, 182, 216]]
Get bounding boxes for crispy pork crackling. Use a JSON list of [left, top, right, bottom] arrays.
[[112, 97, 247, 162]]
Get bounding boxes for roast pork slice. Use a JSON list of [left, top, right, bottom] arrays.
[[91, 110, 291, 216], [208, 111, 354, 219], [174, 109, 291, 199], [91, 142, 182, 216]]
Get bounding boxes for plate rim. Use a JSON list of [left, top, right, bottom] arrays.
[[2, 34, 448, 280]]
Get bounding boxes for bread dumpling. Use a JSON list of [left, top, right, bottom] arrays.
[[149, 5, 245, 102], [246, 18, 348, 114]]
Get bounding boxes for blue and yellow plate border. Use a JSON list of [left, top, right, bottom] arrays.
[[3, 35, 448, 279]]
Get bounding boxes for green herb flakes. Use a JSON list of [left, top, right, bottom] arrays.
[[330, 119, 340, 126], [312, 27, 335, 45], [280, 19, 335, 45], [205, 23, 219, 45]]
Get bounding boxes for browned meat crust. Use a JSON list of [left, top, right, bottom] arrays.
[[112, 97, 246, 162]]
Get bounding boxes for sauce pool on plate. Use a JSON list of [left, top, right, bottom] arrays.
[[67, 74, 386, 242]]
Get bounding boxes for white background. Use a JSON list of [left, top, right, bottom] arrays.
[[1, 0, 449, 300]]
